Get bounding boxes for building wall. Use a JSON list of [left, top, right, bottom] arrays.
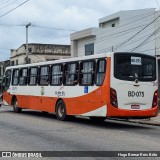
[[71, 8, 157, 57], [10, 44, 71, 65]]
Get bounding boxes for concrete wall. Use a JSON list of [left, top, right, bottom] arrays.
[[71, 8, 158, 57], [10, 44, 71, 65]]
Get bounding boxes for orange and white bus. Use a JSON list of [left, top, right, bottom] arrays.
[[2, 52, 158, 121]]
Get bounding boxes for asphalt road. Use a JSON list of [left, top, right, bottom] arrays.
[[0, 105, 160, 160]]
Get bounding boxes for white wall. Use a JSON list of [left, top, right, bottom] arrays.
[[71, 8, 158, 57]]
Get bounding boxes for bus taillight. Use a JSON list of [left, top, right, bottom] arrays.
[[152, 90, 158, 108], [110, 88, 118, 108]]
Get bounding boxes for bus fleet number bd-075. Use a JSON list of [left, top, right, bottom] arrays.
[[128, 91, 144, 97]]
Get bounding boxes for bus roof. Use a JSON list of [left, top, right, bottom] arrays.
[[6, 52, 155, 70], [6, 52, 112, 70]]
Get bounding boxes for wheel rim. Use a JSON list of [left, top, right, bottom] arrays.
[[58, 105, 64, 117]]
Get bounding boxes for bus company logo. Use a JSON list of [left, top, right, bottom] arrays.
[[41, 87, 45, 95], [55, 91, 65, 97]]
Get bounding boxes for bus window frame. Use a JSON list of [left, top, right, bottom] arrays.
[[63, 61, 79, 86], [5, 69, 12, 90], [114, 53, 156, 82], [39, 65, 50, 86], [28, 67, 38, 86], [19, 67, 28, 86], [12, 69, 19, 86], [50, 63, 64, 86], [79, 59, 95, 86], [95, 58, 106, 86]]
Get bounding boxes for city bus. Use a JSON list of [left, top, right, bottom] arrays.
[[2, 52, 158, 121]]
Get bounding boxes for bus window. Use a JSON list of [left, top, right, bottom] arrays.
[[80, 61, 95, 85], [64, 63, 78, 85], [12, 69, 19, 86], [39, 66, 50, 85], [51, 64, 63, 86], [114, 53, 156, 81], [19, 68, 28, 86], [28, 67, 38, 85], [96, 59, 106, 86], [5, 70, 11, 89]]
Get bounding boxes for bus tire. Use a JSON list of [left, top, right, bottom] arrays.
[[12, 98, 22, 113], [56, 100, 67, 121], [90, 117, 106, 122]]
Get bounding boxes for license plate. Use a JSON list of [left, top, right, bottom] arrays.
[[131, 105, 140, 109]]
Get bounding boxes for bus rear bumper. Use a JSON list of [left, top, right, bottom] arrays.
[[107, 105, 159, 119]]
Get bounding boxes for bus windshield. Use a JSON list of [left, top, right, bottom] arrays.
[[114, 53, 156, 82]]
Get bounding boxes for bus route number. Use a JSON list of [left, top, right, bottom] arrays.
[[128, 91, 144, 97]]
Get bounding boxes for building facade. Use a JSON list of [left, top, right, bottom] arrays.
[[71, 8, 160, 57], [11, 43, 71, 65]]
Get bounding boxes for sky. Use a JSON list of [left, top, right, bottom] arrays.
[[0, 0, 159, 61]]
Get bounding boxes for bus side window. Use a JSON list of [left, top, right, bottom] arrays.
[[51, 64, 63, 86], [12, 69, 19, 86], [79, 61, 95, 85], [39, 66, 50, 85], [5, 70, 11, 90], [28, 67, 38, 85], [95, 59, 106, 86], [64, 62, 78, 85], [19, 68, 28, 86]]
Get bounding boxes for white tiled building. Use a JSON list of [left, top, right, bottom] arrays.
[[71, 8, 160, 57]]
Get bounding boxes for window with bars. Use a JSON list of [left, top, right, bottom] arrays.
[[80, 61, 95, 85], [12, 69, 19, 85], [39, 66, 50, 85], [28, 67, 38, 85], [64, 63, 78, 85], [19, 68, 28, 86], [51, 64, 63, 86], [95, 59, 106, 86]]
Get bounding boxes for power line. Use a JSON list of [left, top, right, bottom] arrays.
[[73, 11, 157, 47], [0, 0, 29, 18], [0, 0, 13, 6], [0, 0, 19, 10], [131, 26, 160, 52], [31, 24, 76, 32], [114, 14, 160, 51]]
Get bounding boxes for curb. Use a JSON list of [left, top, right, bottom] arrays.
[[108, 118, 160, 127]]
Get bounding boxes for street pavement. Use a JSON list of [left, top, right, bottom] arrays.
[[128, 114, 160, 126]]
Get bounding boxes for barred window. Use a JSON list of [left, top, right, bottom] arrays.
[[12, 69, 19, 85], [64, 63, 78, 85], [29, 67, 38, 85], [96, 59, 106, 86], [80, 61, 95, 85], [39, 66, 50, 85], [51, 64, 63, 85], [19, 68, 28, 86]]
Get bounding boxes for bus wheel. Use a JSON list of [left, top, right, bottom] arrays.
[[56, 100, 67, 121], [90, 117, 106, 123], [13, 98, 22, 113]]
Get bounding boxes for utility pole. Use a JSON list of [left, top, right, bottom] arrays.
[[25, 23, 31, 64]]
